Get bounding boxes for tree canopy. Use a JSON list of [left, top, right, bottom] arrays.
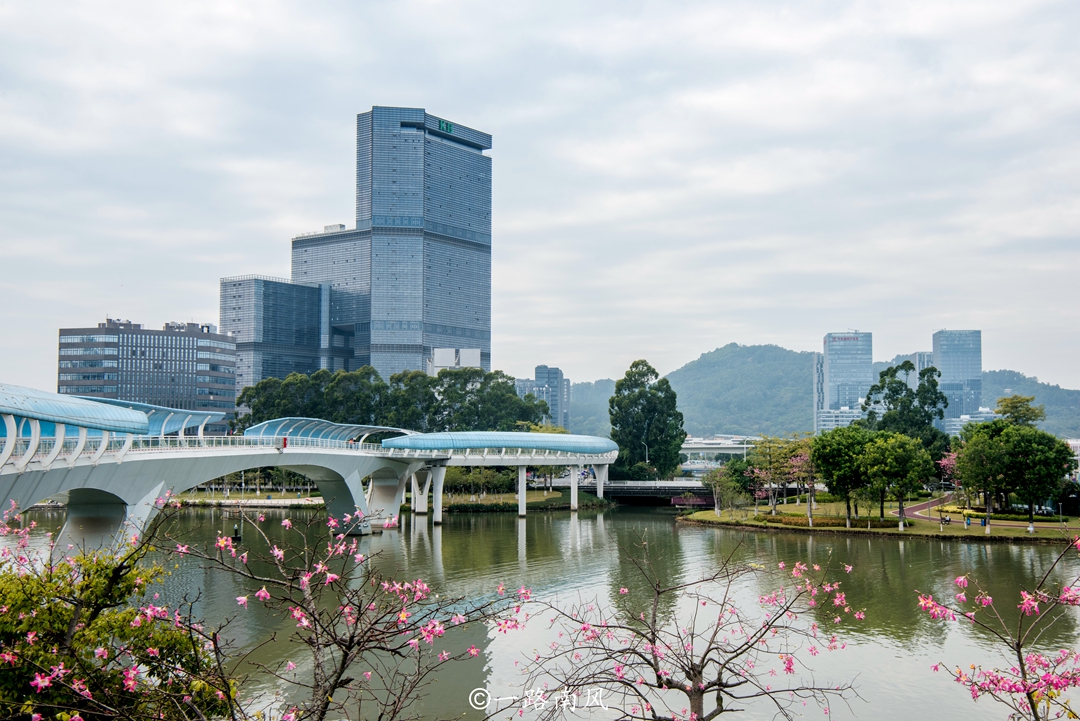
[[995, 394, 1047, 426], [860, 361, 950, 461], [608, 360, 687, 480], [235, 367, 549, 433]]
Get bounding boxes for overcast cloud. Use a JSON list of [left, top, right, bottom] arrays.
[[2, 0, 1079, 391]]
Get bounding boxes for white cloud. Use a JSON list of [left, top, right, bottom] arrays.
[[2, 0, 1079, 396]]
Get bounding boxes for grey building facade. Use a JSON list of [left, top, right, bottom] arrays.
[[933, 330, 982, 419], [57, 318, 236, 434], [223, 106, 492, 386], [515, 365, 571, 429], [815, 332, 873, 432]]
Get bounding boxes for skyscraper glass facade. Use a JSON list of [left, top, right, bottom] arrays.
[[933, 330, 982, 418], [516, 365, 571, 429], [815, 332, 873, 432], [223, 106, 492, 386]]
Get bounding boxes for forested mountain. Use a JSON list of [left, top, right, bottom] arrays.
[[665, 344, 815, 436], [568, 379, 615, 437], [568, 344, 1080, 439]]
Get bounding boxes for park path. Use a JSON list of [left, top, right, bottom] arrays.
[[893, 494, 1057, 530]]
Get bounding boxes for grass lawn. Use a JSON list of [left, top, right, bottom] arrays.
[[686, 509, 1080, 542], [440, 490, 562, 506]]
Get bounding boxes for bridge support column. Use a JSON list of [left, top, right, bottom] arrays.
[[411, 470, 432, 515], [594, 464, 608, 499], [322, 470, 372, 536], [570, 464, 579, 512], [57, 482, 166, 552], [517, 466, 527, 518], [430, 466, 447, 525]]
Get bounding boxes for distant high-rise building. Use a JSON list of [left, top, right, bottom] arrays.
[[812, 352, 825, 428], [933, 330, 982, 419], [223, 106, 492, 386], [515, 365, 571, 429], [57, 318, 236, 434], [219, 275, 328, 393], [815, 332, 873, 432], [905, 351, 935, 390]]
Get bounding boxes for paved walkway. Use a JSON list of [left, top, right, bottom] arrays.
[[895, 494, 1069, 531]]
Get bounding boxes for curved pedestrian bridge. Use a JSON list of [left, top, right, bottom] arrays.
[[0, 383, 618, 549]]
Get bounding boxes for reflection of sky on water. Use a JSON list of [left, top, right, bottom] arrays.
[[11, 506, 1080, 720]]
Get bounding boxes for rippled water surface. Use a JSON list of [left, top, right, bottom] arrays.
[[20, 506, 1080, 720]]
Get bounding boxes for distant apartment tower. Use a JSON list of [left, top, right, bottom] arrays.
[[515, 365, 571, 429], [905, 351, 935, 389], [933, 330, 982, 419], [223, 107, 492, 389], [814, 331, 873, 432], [57, 318, 236, 434]]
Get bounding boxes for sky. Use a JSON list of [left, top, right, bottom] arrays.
[[2, 0, 1079, 391]]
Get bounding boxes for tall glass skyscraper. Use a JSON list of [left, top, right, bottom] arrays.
[[224, 106, 493, 389], [933, 330, 982, 418], [815, 331, 873, 432]]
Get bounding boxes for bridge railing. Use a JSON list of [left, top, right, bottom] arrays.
[[4, 434, 618, 469]]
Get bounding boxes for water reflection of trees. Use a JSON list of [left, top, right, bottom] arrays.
[[696, 529, 1080, 652]]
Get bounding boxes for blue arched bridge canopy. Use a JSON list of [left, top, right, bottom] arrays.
[[77, 398, 225, 436], [244, 417, 412, 442], [0, 383, 148, 434], [382, 431, 618, 455]]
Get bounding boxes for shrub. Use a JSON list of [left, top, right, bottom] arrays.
[[754, 514, 915, 529]]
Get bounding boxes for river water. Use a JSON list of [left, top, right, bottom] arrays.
[[20, 506, 1080, 720]]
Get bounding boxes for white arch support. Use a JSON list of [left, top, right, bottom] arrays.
[[115, 433, 135, 464], [67, 426, 88, 469], [14, 419, 41, 472], [159, 413, 174, 442], [90, 430, 111, 466], [40, 423, 66, 470], [0, 414, 16, 468]]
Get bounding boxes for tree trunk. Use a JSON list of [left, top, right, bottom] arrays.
[[845, 496, 852, 528], [898, 495, 905, 530], [807, 485, 814, 528], [1028, 501, 1034, 524], [879, 490, 886, 520]]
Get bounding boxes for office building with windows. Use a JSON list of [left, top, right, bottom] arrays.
[[905, 351, 935, 390], [223, 106, 492, 385], [814, 331, 873, 432], [57, 318, 236, 434], [515, 365, 571, 429], [933, 330, 982, 419]]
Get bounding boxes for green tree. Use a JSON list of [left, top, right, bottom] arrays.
[[608, 360, 687, 480], [432, 368, 548, 431], [861, 361, 950, 461], [995, 394, 1047, 427], [859, 433, 934, 526], [956, 420, 1010, 526], [382, 370, 439, 431], [1004, 425, 1077, 521], [702, 465, 748, 514], [0, 534, 232, 720], [324, 367, 389, 425], [811, 425, 874, 527]]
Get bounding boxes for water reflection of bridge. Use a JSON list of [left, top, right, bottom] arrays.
[[1, 383, 617, 548]]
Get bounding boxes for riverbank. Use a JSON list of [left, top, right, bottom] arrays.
[[680, 509, 1079, 545]]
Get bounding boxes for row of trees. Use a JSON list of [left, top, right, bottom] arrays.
[[704, 391, 1077, 527], [234, 367, 550, 433]]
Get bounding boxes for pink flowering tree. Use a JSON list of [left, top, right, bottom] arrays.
[[160, 508, 526, 721], [917, 539, 1080, 720], [513, 537, 864, 720], [0, 501, 234, 721]]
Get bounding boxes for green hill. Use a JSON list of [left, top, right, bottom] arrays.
[[569, 344, 1080, 439], [665, 343, 815, 436]]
